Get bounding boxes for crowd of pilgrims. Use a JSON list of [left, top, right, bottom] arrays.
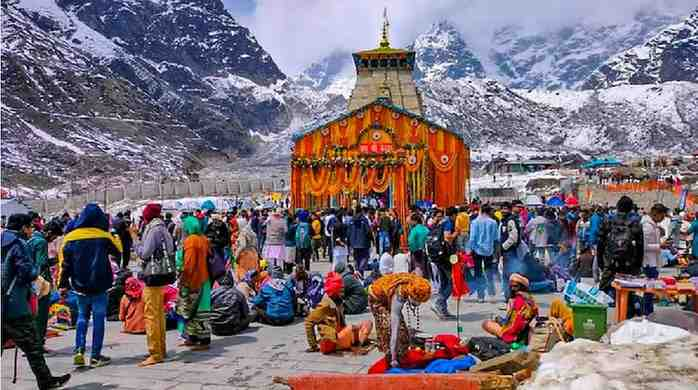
[[2, 194, 698, 388]]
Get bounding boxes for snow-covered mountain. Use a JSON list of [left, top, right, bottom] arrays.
[[583, 9, 698, 89], [422, 79, 698, 155], [412, 20, 485, 82], [1, 0, 338, 191], [488, 12, 685, 90]]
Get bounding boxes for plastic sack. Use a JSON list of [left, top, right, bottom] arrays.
[[606, 319, 689, 345], [563, 280, 613, 305]]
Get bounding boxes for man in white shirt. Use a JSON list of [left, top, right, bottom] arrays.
[[640, 203, 669, 315]]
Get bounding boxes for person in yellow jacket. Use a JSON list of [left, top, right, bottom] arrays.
[[310, 213, 324, 262], [455, 205, 471, 251]]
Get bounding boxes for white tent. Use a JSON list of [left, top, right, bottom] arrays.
[[0, 199, 32, 219], [525, 194, 543, 207]]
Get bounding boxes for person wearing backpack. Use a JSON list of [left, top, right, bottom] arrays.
[[468, 205, 499, 303], [135, 203, 175, 367], [296, 211, 313, 271], [597, 196, 644, 314], [499, 202, 522, 301], [428, 208, 457, 319], [348, 207, 373, 276], [58, 203, 122, 368], [3, 214, 72, 390]]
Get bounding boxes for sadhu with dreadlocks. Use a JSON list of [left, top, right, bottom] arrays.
[[368, 273, 431, 367]]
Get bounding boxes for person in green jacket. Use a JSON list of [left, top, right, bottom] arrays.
[[408, 213, 429, 277], [26, 216, 64, 352], [334, 262, 368, 314]]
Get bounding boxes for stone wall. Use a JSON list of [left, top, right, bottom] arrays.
[[578, 184, 680, 209], [26, 178, 286, 214]]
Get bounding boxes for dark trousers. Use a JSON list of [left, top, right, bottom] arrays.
[[410, 250, 428, 278], [256, 308, 294, 326], [297, 247, 312, 270], [35, 295, 51, 347], [121, 243, 131, 269], [642, 266, 659, 316], [353, 247, 370, 276], [2, 315, 52, 385]]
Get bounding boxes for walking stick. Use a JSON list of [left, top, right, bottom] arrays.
[[456, 298, 462, 339], [13, 346, 18, 383]]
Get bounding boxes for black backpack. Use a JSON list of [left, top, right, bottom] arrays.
[[426, 224, 451, 264], [606, 216, 639, 271], [467, 336, 511, 361]]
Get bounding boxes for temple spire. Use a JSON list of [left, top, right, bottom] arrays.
[[379, 7, 390, 48]]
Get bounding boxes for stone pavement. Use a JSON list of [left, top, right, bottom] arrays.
[[2, 261, 564, 390]]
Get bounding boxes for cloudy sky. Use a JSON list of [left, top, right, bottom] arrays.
[[223, 0, 696, 75]]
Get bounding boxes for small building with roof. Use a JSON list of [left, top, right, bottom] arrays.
[[290, 10, 470, 216]]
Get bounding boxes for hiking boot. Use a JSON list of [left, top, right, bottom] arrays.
[[39, 373, 71, 390], [90, 355, 111, 367], [73, 352, 86, 366]]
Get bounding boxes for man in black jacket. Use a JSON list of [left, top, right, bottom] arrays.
[[597, 196, 644, 315], [2, 214, 71, 390]]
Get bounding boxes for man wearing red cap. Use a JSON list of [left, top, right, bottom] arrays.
[[304, 272, 372, 354]]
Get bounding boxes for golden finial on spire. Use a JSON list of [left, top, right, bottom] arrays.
[[379, 7, 390, 48]]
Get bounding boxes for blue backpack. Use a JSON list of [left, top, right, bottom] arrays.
[[295, 222, 312, 249]]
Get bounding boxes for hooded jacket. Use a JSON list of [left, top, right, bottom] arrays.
[[59, 204, 122, 295], [251, 276, 295, 321], [1, 230, 37, 319]]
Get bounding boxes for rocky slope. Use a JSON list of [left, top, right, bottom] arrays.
[[1, 0, 314, 192], [583, 9, 698, 89]]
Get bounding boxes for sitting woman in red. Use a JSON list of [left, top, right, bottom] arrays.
[[482, 273, 538, 343]]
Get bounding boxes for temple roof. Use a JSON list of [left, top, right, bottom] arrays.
[[291, 97, 465, 142]]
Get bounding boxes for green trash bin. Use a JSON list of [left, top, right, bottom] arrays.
[[570, 303, 607, 341]]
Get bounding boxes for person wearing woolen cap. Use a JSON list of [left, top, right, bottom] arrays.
[[135, 203, 175, 367], [304, 272, 372, 354]]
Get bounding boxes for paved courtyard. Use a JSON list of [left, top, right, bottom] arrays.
[[1, 261, 573, 390]]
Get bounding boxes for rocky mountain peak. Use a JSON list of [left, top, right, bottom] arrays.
[[412, 19, 485, 82], [583, 9, 698, 89], [55, 0, 284, 85]]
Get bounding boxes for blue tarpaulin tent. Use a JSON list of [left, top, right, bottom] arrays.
[[581, 158, 622, 169], [201, 199, 216, 211], [546, 196, 564, 207]]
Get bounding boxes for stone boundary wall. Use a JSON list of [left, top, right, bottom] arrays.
[[26, 178, 287, 214], [579, 184, 680, 209]]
